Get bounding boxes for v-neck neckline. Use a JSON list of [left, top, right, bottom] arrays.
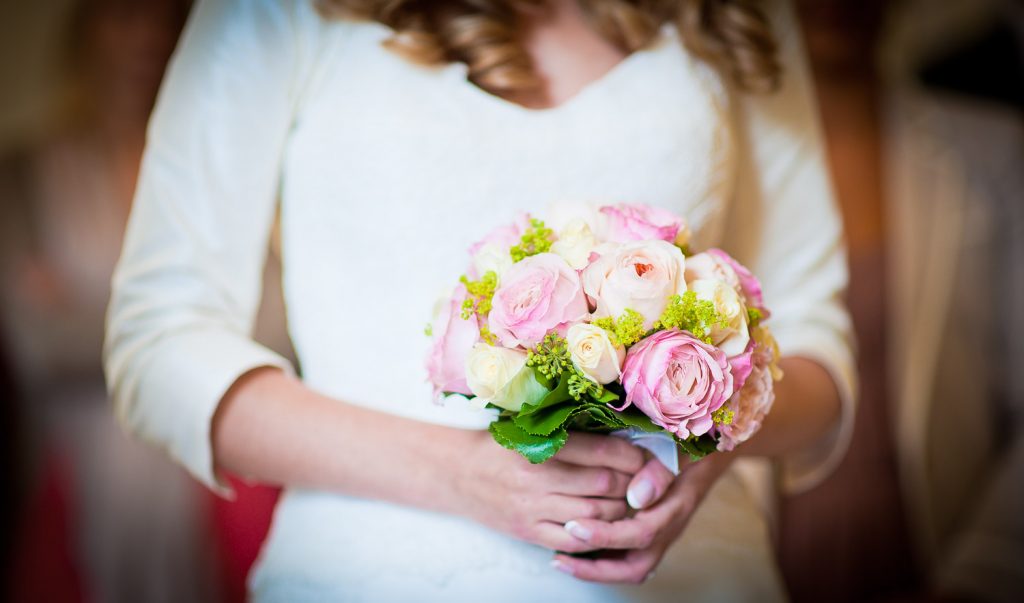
[[443, 23, 675, 116]]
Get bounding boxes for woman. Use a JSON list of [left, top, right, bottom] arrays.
[[104, 0, 855, 600]]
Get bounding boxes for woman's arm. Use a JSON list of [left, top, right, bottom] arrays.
[[212, 367, 472, 512], [212, 366, 648, 553]]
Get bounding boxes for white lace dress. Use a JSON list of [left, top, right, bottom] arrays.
[[105, 0, 856, 600]]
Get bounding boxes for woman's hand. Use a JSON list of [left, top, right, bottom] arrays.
[[551, 451, 735, 584], [454, 431, 647, 554]]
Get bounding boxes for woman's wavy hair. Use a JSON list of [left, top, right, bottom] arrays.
[[316, 0, 780, 97]]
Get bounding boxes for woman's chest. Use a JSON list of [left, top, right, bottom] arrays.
[[278, 24, 737, 272]]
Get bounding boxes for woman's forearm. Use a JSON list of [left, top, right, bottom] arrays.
[[736, 356, 843, 459], [211, 366, 470, 513]]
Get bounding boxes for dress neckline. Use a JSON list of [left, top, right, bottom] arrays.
[[438, 23, 677, 116]]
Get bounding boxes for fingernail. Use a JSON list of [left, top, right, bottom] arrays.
[[627, 479, 655, 509], [564, 520, 592, 542], [551, 559, 574, 575]]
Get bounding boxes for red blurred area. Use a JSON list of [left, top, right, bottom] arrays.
[[210, 480, 281, 603]]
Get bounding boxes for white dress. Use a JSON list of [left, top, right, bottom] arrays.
[[104, 0, 856, 601]]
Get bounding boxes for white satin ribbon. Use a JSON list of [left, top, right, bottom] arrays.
[[611, 429, 680, 475]]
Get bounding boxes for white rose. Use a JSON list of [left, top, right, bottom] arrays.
[[471, 242, 514, 279], [567, 323, 625, 384], [684, 252, 740, 290], [465, 344, 548, 411], [689, 278, 750, 356], [550, 218, 598, 270], [582, 240, 688, 330], [546, 201, 607, 237]]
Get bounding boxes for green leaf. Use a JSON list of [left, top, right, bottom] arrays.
[[675, 436, 703, 459], [517, 372, 573, 417], [489, 419, 568, 464], [579, 403, 627, 428], [513, 401, 577, 436], [614, 407, 663, 433], [690, 434, 718, 455], [591, 387, 620, 405], [674, 433, 717, 461]]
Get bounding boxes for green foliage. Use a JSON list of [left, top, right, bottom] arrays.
[[712, 406, 734, 426], [614, 407, 663, 432], [489, 418, 567, 464], [747, 307, 763, 328], [423, 323, 433, 337], [478, 324, 497, 346], [514, 372, 574, 435], [526, 333, 573, 381], [654, 291, 727, 344], [459, 270, 498, 320], [675, 433, 718, 461], [510, 219, 554, 262], [593, 308, 647, 347], [567, 372, 604, 400], [526, 333, 616, 402]]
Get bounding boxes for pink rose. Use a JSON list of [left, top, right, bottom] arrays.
[[620, 330, 735, 438], [468, 213, 529, 257], [729, 340, 755, 392], [716, 364, 775, 451], [426, 284, 480, 396], [467, 213, 530, 279], [599, 203, 684, 244], [706, 248, 768, 316], [582, 240, 687, 330], [488, 253, 589, 348]]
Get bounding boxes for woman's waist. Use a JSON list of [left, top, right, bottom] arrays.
[[255, 489, 552, 588]]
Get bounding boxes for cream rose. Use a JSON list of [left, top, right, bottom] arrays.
[[550, 218, 598, 270], [471, 242, 514, 279], [684, 251, 740, 290], [465, 344, 548, 412], [689, 278, 750, 356], [582, 240, 688, 330], [567, 323, 625, 384], [546, 201, 606, 236]]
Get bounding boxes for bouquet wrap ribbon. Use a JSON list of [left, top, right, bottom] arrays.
[[611, 429, 680, 476]]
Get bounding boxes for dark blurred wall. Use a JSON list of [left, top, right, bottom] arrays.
[[780, 1, 920, 601]]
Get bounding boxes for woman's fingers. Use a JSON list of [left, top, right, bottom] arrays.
[[551, 548, 662, 584], [542, 494, 629, 524], [626, 456, 679, 510], [561, 515, 660, 550], [538, 461, 632, 498], [553, 432, 646, 475], [528, 522, 604, 554]]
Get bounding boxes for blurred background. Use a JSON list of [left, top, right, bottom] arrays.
[[0, 0, 1020, 601]]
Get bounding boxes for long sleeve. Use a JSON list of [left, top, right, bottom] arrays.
[[721, 0, 857, 493], [104, 0, 321, 492]]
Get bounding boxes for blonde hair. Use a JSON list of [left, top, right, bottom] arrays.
[[316, 0, 780, 96]]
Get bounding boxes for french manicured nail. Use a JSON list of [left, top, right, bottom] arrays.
[[564, 520, 592, 542], [551, 559, 574, 575], [627, 479, 655, 509]]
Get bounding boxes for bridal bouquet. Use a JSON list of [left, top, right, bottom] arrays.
[[426, 203, 782, 465]]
